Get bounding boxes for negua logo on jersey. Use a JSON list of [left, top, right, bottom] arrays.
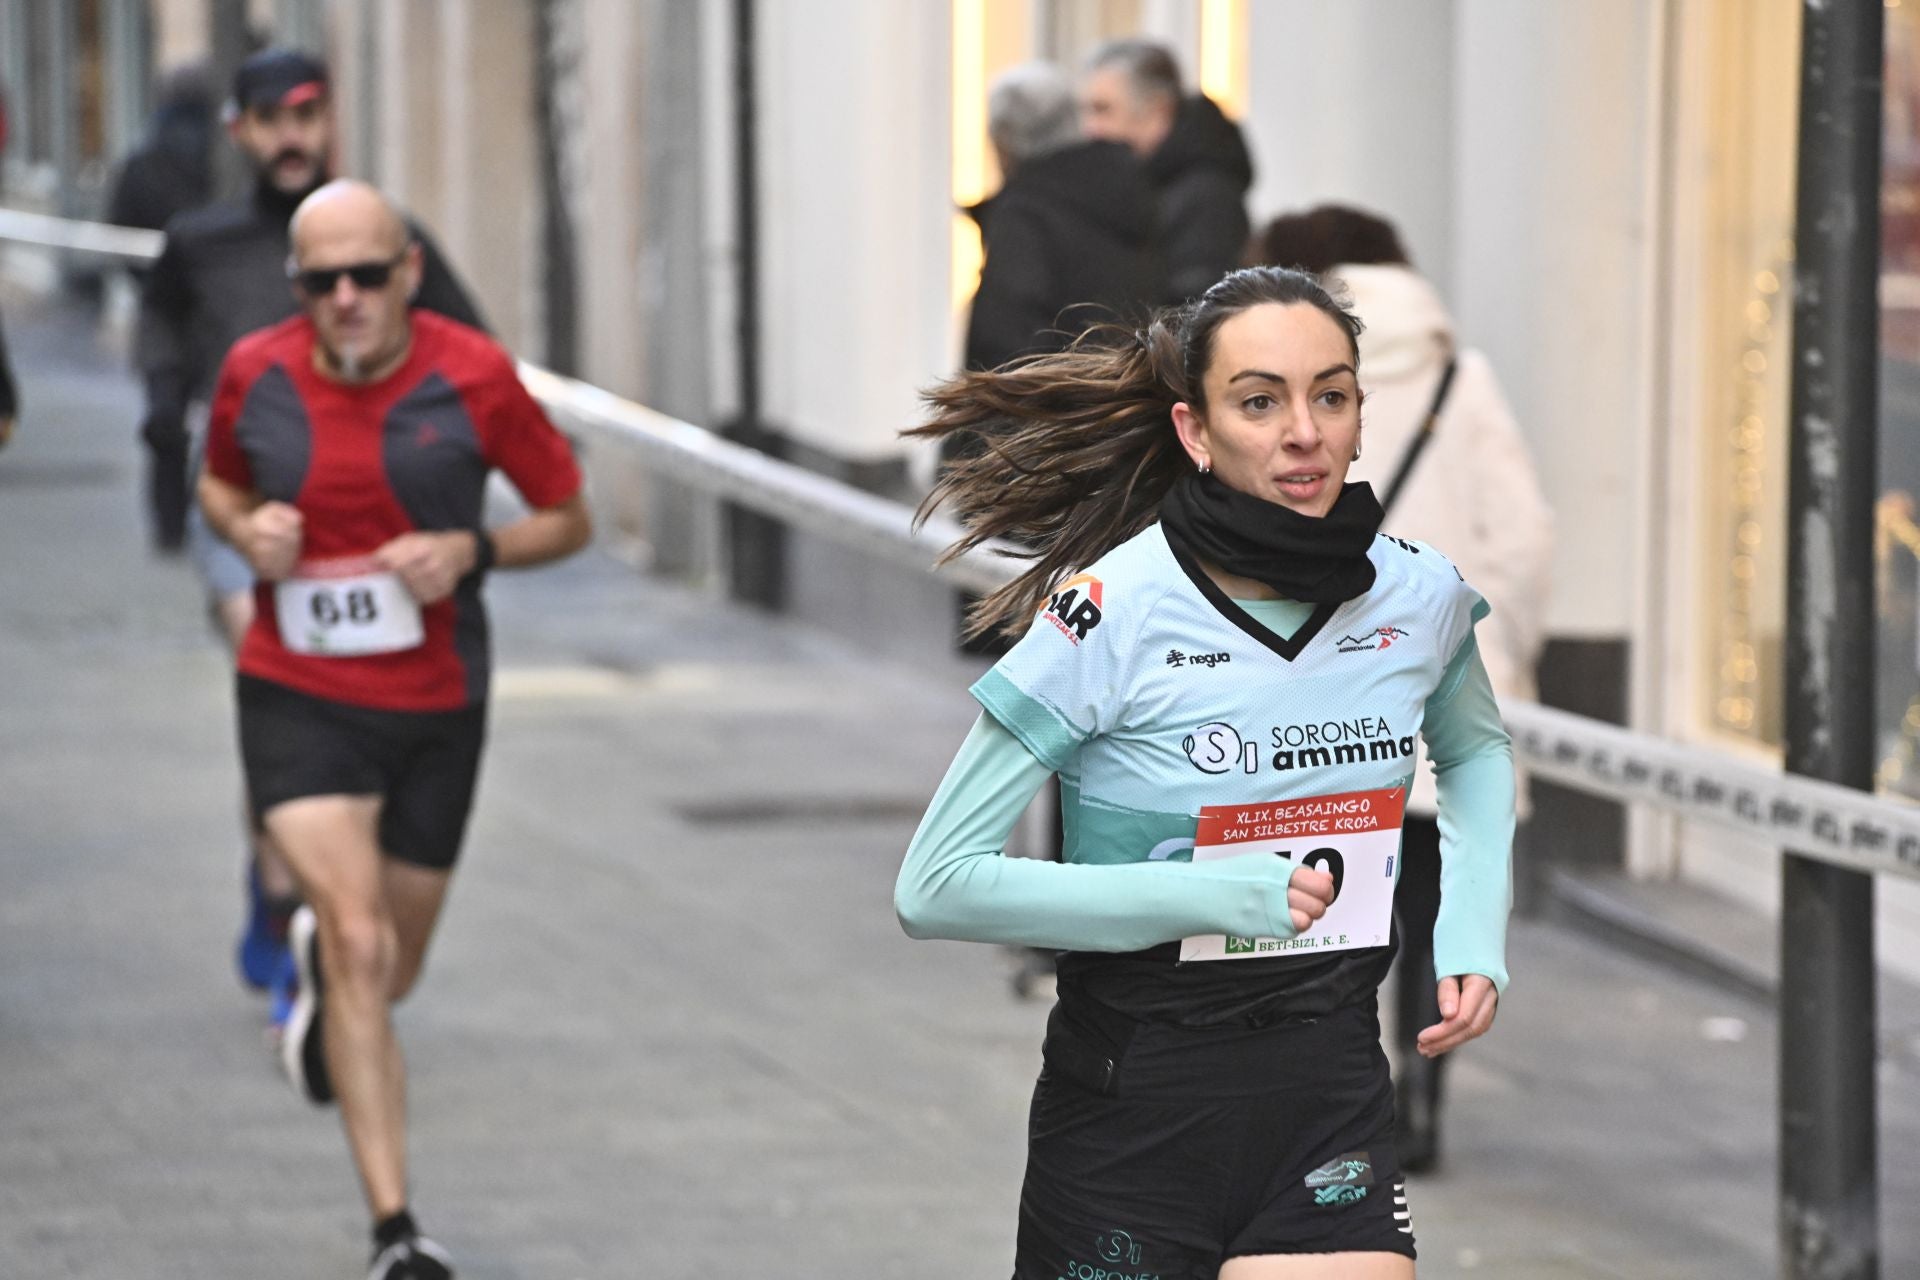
[[1182, 717, 1415, 775], [1336, 625, 1411, 654], [1042, 573, 1104, 645]]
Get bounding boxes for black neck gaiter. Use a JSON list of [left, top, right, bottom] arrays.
[[1159, 470, 1383, 604]]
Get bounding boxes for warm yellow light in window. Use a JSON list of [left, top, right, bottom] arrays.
[[1199, 0, 1249, 119], [952, 0, 988, 311]]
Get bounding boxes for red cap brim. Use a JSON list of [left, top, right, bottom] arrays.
[[277, 81, 326, 107]]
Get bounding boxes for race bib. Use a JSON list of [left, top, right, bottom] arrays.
[[1180, 786, 1407, 962], [274, 557, 424, 657]]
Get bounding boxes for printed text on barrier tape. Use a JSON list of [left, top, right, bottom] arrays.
[[1506, 703, 1920, 883]]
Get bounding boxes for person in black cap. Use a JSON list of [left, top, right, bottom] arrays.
[[1079, 39, 1255, 304], [135, 47, 486, 1024]]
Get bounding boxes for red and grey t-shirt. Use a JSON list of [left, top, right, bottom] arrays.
[[205, 310, 582, 711]]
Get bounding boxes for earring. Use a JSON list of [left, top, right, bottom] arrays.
[[1352, 443, 1362, 462], [1198, 462, 1211, 475]]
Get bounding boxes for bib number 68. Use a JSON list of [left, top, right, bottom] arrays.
[[309, 586, 380, 629]]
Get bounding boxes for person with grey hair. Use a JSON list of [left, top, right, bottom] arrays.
[[963, 60, 1167, 379], [987, 60, 1083, 163], [1081, 38, 1253, 302]]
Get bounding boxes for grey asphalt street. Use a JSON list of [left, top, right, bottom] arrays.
[[0, 291, 1914, 1279]]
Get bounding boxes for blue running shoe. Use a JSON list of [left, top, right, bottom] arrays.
[[236, 862, 294, 990], [267, 945, 297, 1035]]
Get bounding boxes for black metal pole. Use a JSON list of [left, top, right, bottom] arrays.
[[733, 0, 762, 435], [534, 0, 579, 378], [1780, 3, 1883, 1277], [722, 0, 785, 609], [208, 0, 251, 200]]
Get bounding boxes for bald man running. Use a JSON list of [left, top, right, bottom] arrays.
[[199, 180, 591, 1280]]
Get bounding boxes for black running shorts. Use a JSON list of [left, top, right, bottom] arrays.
[[237, 674, 487, 870], [1013, 998, 1414, 1279]]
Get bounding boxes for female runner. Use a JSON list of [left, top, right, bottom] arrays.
[[895, 267, 1514, 1279]]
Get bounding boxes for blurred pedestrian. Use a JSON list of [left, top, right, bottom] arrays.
[[107, 63, 216, 245], [1080, 39, 1253, 303], [136, 47, 485, 1017], [198, 179, 590, 1280], [0, 87, 9, 450], [0, 304, 16, 450], [1249, 203, 1553, 1173], [899, 266, 1514, 1277], [965, 61, 1166, 376]]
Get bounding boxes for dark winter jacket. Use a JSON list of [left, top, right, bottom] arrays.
[[107, 101, 215, 236], [964, 139, 1167, 374], [137, 179, 484, 452], [1145, 95, 1254, 302]]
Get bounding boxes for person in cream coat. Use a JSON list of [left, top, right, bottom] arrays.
[[1250, 204, 1555, 1172]]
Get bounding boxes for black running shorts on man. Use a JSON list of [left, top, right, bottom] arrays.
[[1013, 999, 1414, 1279], [238, 673, 485, 870]]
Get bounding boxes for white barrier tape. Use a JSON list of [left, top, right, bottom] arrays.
[[7, 208, 1917, 880], [518, 363, 1026, 596], [0, 208, 164, 262], [1506, 700, 1920, 883]]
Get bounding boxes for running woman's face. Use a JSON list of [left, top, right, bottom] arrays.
[[230, 97, 332, 196], [1170, 303, 1362, 518]]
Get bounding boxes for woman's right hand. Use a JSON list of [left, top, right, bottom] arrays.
[[1286, 864, 1337, 934]]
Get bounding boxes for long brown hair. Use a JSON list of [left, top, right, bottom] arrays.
[[910, 266, 1362, 639]]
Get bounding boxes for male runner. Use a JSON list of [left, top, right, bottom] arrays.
[[199, 179, 590, 1280], [137, 47, 484, 996]]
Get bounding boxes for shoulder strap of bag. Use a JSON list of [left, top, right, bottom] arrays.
[[1378, 357, 1458, 518]]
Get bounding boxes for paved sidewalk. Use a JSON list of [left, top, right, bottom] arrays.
[[0, 291, 1913, 1278]]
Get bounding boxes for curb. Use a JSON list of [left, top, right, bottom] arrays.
[[1541, 868, 1778, 1007]]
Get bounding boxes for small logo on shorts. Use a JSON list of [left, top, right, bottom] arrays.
[[1225, 936, 1257, 954], [1306, 1152, 1375, 1208], [1055, 1228, 1161, 1280], [1096, 1230, 1142, 1266]]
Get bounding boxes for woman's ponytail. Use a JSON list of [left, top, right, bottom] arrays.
[[908, 321, 1191, 639]]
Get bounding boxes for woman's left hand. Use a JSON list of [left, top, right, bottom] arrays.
[[1414, 974, 1498, 1058]]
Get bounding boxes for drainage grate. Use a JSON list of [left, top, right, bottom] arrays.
[[0, 460, 126, 490]]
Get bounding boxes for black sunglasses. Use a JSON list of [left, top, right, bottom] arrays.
[[288, 249, 408, 297]]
